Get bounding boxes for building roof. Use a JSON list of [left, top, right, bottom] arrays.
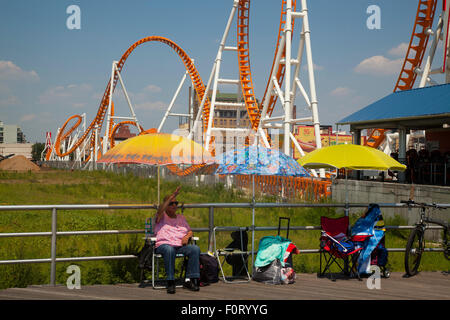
[[114, 125, 136, 140], [337, 83, 450, 130]]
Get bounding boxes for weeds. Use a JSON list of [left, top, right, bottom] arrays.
[[0, 168, 448, 289]]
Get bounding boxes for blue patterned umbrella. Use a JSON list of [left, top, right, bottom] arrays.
[[215, 145, 310, 177], [215, 145, 310, 270]]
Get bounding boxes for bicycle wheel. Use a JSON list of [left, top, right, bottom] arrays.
[[404, 227, 424, 277]]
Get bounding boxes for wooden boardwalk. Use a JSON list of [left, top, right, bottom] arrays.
[[0, 272, 448, 300]]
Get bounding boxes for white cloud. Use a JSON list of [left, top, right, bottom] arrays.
[[114, 84, 168, 111], [302, 63, 324, 71], [38, 83, 94, 108], [354, 55, 403, 76], [330, 87, 353, 97], [0, 60, 39, 81], [143, 84, 162, 93], [388, 43, 409, 57], [0, 95, 19, 106], [134, 100, 167, 111], [20, 114, 37, 122]]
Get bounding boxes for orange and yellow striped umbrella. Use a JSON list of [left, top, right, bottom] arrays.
[[97, 133, 214, 165]]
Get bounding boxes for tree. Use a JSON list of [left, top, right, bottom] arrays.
[[31, 142, 45, 162]]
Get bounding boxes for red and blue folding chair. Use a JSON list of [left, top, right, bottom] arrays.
[[318, 216, 369, 281]]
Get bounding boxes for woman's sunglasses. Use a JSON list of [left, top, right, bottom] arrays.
[[169, 201, 179, 206]]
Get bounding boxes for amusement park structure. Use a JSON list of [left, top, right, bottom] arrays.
[[44, 0, 450, 174], [44, 0, 323, 171], [366, 0, 450, 151]]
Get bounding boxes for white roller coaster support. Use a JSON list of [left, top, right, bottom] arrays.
[[260, 38, 285, 126], [298, 0, 323, 177], [204, 0, 240, 151], [115, 64, 142, 133], [103, 61, 142, 155], [158, 69, 189, 133], [257, 0, 322, 177], [419, 16, 443, 88], [417, 0, 450, 87], [94, 124, 99, 167], [283, 0, 293, 157], [188, 63, 216, 142]]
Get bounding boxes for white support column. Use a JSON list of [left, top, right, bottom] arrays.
[[259, 35, 286, 122], [204, 0, 239, 151], [101, 60, 143, 156], [301, 0, 322, 153], [115, 64, 142, 133], [256, 0, 322, 170], [94, 124, 99, 169], [158, 70, 188, 132], [419, 16, 443, 88], [283, 0, 293, 157], [398, 128, 407, 183], [188, 63, 216, 142]]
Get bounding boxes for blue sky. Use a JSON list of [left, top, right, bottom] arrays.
[[0, 0, 443, 143]]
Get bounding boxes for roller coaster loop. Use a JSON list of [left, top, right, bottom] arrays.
[[52, 36, 211, 160]]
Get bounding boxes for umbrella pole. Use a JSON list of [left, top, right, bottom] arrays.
[[345, 168, 349, 216], [251, 174, 255, 275], [157, 165, 160, 206]]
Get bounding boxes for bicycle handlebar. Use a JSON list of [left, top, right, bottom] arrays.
[[401, 199, 446, 210]]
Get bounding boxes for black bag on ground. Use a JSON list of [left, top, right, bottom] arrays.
[[137, 241, 153, 270], [137, 241, 154, 287], [252, 259, 283, 285], [199, 253, 219, 286], [224, 230, 249, 277]]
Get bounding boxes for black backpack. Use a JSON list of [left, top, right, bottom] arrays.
[[225, 230, 249, 277], [137, 241, 153, 270], [137, 241, 154, 287], [199, 253, 219, 286]]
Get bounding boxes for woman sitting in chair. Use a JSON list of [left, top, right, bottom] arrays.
[[154, 186, 200, 294]]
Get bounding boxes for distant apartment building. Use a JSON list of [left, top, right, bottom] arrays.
[[191, 91, 251, 129], [186, 90, 254, 152], [0, 121, 26, 144], [0, 121, 32, 159]]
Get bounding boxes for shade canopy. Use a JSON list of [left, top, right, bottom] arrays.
[[97, 133, 214, 165], [298, 144, 406, 171], [215, 145, 310, 177], [337, 83, 450, 130]]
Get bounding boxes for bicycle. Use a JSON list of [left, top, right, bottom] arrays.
[[401, 200, 449, 277]]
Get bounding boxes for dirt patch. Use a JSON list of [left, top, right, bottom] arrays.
[[0, 155, 40, 172]]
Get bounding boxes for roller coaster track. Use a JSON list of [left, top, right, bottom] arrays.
[[394, 0, 438, 92], [51, 36, 211, 159], [51, 1, 303, 172], [237, 0, 261, 131], [165, 0, 297, 173], [366, 0, 437, 149]]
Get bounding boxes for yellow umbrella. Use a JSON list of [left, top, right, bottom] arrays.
[[98, 133, 214, 204], [298, 144, 406, 171], [298, 144, 406, 215]]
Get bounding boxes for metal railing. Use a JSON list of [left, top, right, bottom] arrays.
[[0, 202, 448, 286]]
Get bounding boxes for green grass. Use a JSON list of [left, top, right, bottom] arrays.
[[0, 168, 448, 289]]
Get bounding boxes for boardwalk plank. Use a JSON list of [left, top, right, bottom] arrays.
[[0, 272, 448, 300]]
